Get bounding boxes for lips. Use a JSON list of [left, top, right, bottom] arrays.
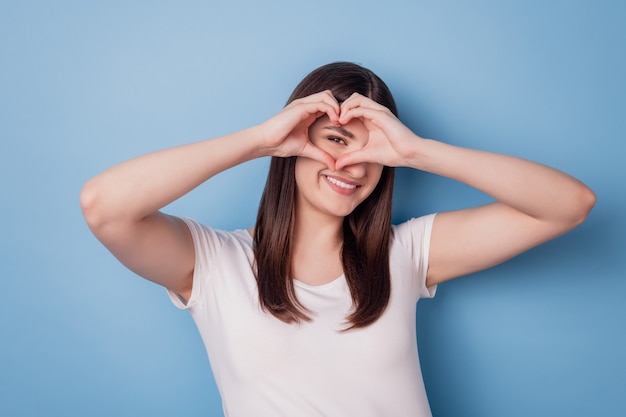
[[323, 175, 360, 195]]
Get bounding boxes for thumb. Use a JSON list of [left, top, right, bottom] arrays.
[[335, 149, 371, 171], [301, 143, 336, 170]]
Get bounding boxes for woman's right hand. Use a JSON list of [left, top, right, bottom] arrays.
[[258, 90, 340, 169], [80, 90, 341, 300]]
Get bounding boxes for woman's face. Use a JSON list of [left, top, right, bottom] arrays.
[[294, 115, 384, 220]]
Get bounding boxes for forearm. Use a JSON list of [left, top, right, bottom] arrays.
[[81, 126, 266, 226], [410, 139, 596, 224]]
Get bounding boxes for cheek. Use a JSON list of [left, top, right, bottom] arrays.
[[294, 157, 306, 185], [358, 164, 384, 202], [294, 156, 322, 187], [368, 164, 384, 185]]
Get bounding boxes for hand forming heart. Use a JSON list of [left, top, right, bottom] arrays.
[[260, 91, 422, 171], [334, 93, 421, 170]]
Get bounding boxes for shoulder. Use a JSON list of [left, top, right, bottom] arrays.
[[180, 217, 253, 258], [389, 214, 438, 299], [168, 219, 255, 310], [391, 213, 437, 248]]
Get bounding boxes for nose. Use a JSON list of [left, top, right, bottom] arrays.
[[326, 144, 368, 179], [339, 160, 367, 179]]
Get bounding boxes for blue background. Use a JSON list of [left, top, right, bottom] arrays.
[[1, 1, 624, 416]]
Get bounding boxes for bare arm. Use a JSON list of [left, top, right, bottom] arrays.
[[81, 91, 341, 300], [411, 140, 595, 286], [80, 128, 267, 300], [336, 93, 596, 287]]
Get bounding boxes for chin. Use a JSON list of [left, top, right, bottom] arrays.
[[326, 202, 361, 219]]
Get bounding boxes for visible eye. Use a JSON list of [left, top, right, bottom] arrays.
[[327, 136, 347, 145]]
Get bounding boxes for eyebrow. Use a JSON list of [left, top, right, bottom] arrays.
[[323, 125, 354, 139]]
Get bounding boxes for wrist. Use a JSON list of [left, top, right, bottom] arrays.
[[238, 124, 275, 159], [404, 138, 455, 173], [401, 137, 433, 169], [251, 122, 283, 159]]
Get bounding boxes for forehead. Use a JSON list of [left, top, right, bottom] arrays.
[[311, 115, 367, 137]]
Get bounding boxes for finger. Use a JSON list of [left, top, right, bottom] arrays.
[[335, 149, 376, 170], [339, 105, 389, 127], [300, 143, 336, 170], [293, 91, 340, 122], [320, 89, 341, 107], [317, 91, 341, 123], [340, 92, 367, 108], [310, 100, 341, 124], [297, 89, 338, 105], [340, 93, 390, 115], [295, 101, 340, 126]]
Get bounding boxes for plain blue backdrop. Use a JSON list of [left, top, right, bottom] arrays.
[[1, 1, 624, 416]]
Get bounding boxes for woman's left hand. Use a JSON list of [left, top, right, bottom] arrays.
[[337, 94, 595, 290], [335, 93, 423, 170]]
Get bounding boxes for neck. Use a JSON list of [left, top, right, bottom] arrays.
[[290, 207, 345, 284], [293, 207, 343, 251]]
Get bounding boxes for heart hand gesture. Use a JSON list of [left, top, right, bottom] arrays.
[[335, 93, 424, 170], [258, 90, 340, 169]]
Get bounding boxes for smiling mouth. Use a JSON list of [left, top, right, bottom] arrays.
[[324, 175, 358, 190]]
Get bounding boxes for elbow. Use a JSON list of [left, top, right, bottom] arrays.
[[570, 184, 597, 227], [542, 184, 595, 237], [80, 178, 146, 239], [80, 179, 108, 232]]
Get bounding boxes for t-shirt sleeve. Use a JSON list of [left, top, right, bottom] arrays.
[[393, 213, 438, 300], [166, 217, 226, 310]]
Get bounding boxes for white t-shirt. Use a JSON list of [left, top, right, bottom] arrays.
[[168, 214, 437, 417]]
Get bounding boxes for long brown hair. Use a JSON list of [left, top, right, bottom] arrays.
[[254, 62, 398, 329]]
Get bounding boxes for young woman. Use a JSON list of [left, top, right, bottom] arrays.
[[80, 62, 595, 416]]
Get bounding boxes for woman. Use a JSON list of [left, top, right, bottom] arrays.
[[80, 62, 595, 416]]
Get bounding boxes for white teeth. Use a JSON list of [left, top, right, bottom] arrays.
[[325, 176, 357, 189]]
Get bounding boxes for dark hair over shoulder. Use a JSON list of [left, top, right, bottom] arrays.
[[254, 62, 397, 329]]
